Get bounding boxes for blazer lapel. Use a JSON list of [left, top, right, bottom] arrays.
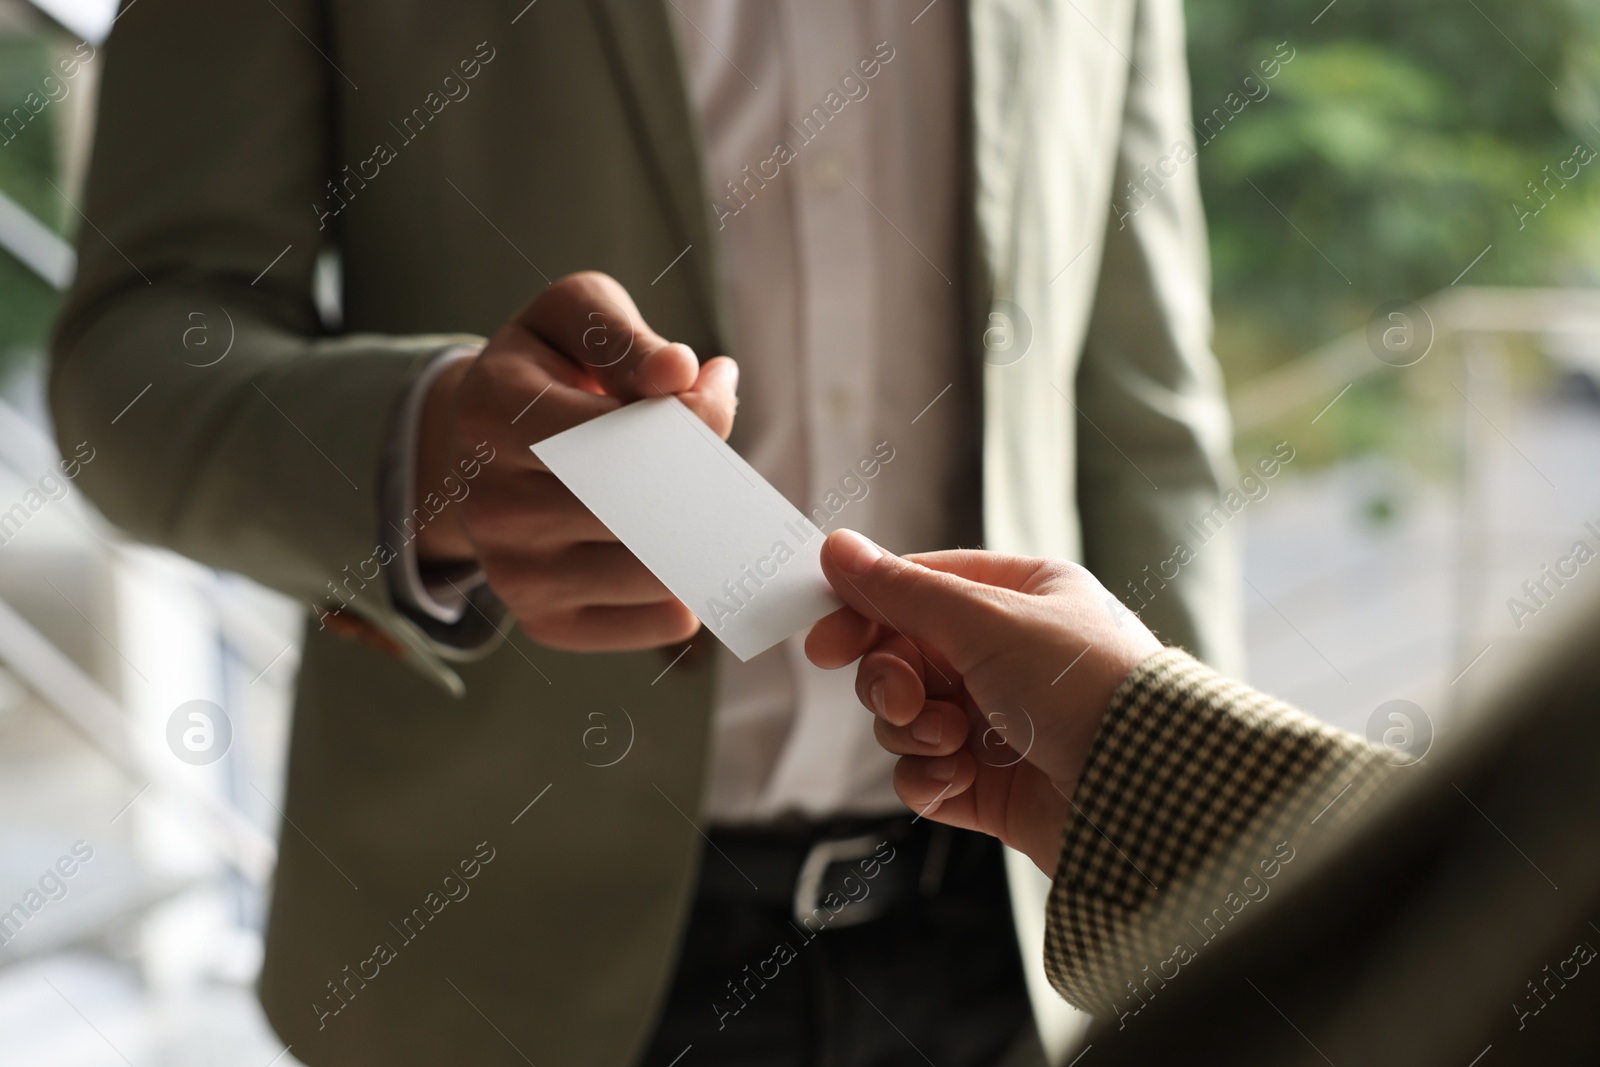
[[588, 0, 731, 353]]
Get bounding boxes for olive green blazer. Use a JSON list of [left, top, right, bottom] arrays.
[[50, 0, 1239, 1063]]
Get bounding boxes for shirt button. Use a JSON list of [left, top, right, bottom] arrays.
[[826, 387, 853, 423], [811, 154, 846, 192]]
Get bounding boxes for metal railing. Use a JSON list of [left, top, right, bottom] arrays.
[[1228, 285, 1600, 698]]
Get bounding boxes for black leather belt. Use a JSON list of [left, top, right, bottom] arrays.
[[699, 815, 953, 930]]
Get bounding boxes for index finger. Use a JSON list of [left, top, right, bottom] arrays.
[[518, 271, 700, 400], [457, 330, 621, 474]]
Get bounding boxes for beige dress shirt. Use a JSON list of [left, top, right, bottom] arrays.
[[673, 0, 975, 822]]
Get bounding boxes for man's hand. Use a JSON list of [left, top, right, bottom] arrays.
[[414, 272, 738, 652], [804, 530, 1162, 874]]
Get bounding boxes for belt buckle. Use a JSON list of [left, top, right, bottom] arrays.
[[792, 832, 889, 930]]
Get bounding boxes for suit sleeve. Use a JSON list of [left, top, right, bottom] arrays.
[[1042, 649, 1397, 1015], [1074, 0, 1242, 674], [48, 0, 496, 687]]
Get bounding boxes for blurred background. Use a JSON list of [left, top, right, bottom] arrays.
[[2, 0, 1599, 1062]]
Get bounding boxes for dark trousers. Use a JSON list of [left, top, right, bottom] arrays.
[[639, 818, 1039, 1067]]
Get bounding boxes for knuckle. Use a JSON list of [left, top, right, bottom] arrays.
[[564, 269, 616, 292], [1045, 558, 1091, 584], [470, 503, 538, 543], [540, 556, 603, 605], [504, 571, 559, 609], [871, 560, 940, 620], [1033, 558, 1099, 598], [526, 272, 614, 325], [513, 609, 564, 647], [965, 585, 1016, 628], [545, 271, 604, 301]]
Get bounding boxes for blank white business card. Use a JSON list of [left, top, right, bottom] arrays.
[[531, 397, 841, 661]]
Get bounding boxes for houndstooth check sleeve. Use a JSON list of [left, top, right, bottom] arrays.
[[1042, 648, 1398, 1016]]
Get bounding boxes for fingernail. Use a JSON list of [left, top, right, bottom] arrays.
[[911, 713, 942, 747], [927, 756, 958, 782], [636, 343, 693, 382], [830, 530, 884, 576], [868, 680, 887, 717]]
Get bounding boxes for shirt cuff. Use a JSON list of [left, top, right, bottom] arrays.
[[1041, 648, 1395, 1016], [383, 344, 485, 625]]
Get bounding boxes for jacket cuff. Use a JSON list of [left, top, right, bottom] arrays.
[[1042, 648, 1390, 1015]]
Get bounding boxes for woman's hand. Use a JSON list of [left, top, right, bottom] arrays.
[[805, 530, 1163, 873]]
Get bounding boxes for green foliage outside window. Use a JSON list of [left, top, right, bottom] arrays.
[[0, 32, 68, 377], [1186, 0, 1600, 381]]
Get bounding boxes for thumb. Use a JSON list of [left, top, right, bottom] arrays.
[[820, 530, 1012, 673]]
